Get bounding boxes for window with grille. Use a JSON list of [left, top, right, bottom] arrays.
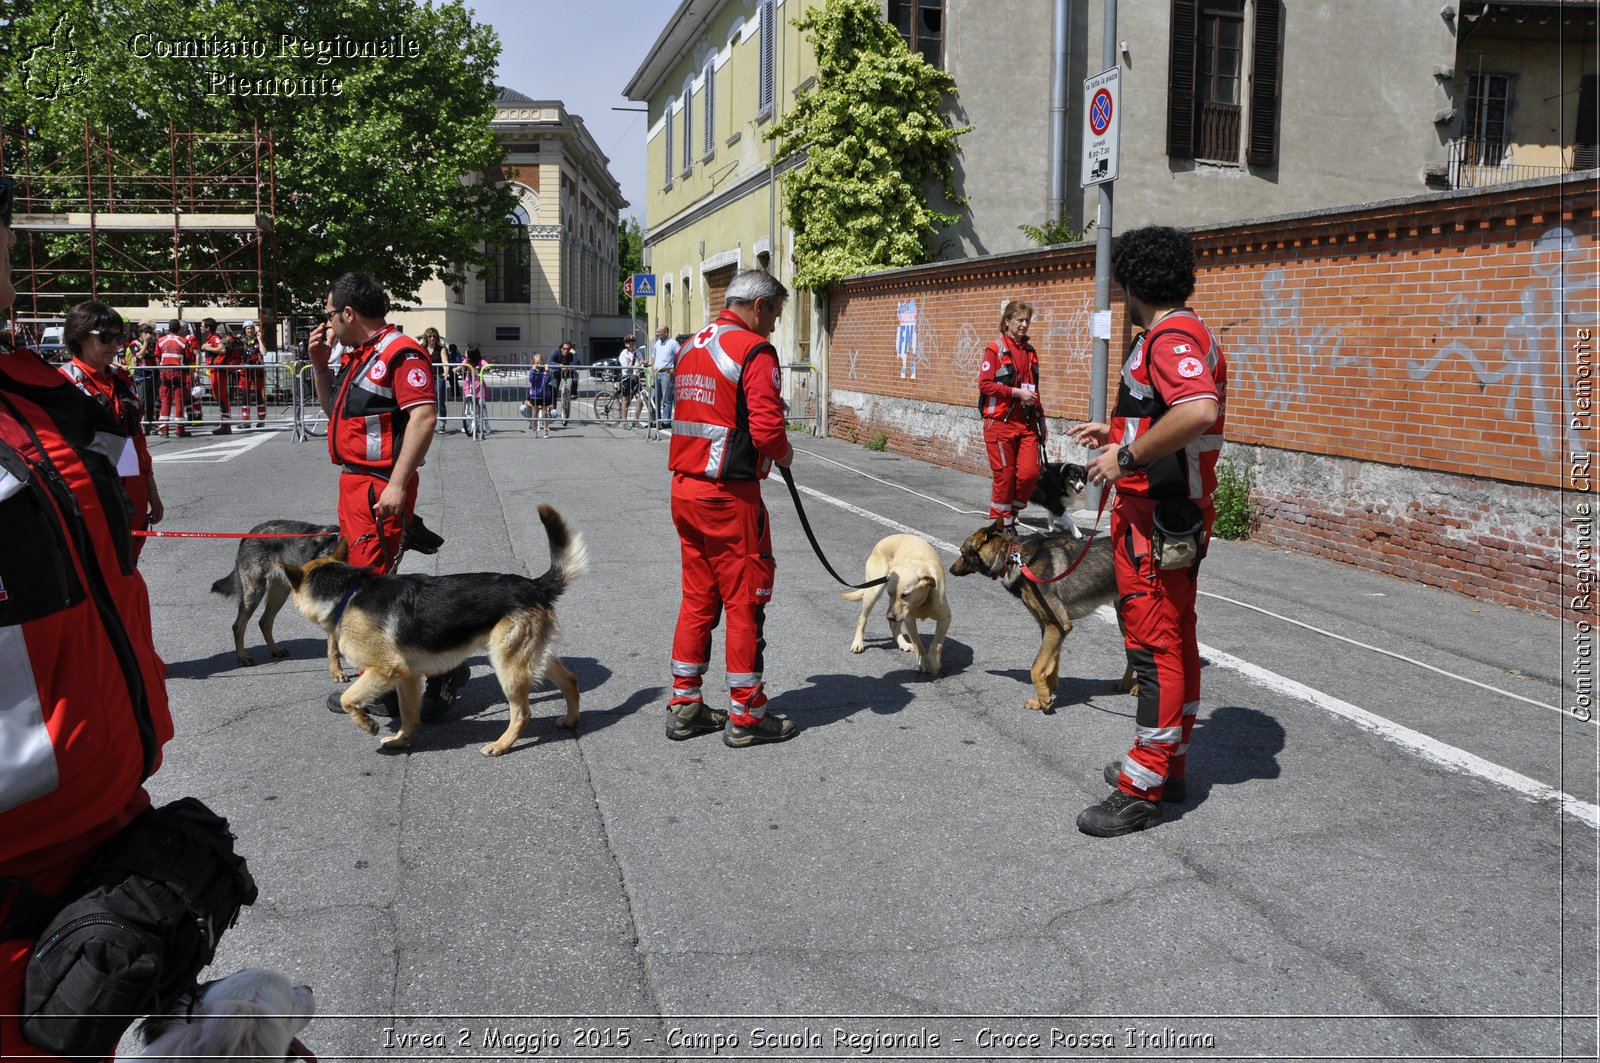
[[888, 0, 944, 69], [758, 0, 775, 117], [1464, 73, 1515, 167], [663, 97, 675, 185], [703, 62, 716, 156], [484, 204, 530, 304], [1576, 75, 1598, 171], [1167, 0, 1282, 166], [494, 327, 521, 342]]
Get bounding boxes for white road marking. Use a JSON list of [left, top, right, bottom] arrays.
[[152, 430, 278, 464], [795, 481, 1599, 830]]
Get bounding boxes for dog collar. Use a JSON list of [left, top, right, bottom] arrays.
[[330, 574, 366, 630]]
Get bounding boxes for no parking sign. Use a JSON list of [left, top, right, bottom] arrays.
[[1082, 66, 1121, 186]]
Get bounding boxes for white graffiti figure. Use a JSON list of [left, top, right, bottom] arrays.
[[1232, 268, 1356, 411], [1409, 227, 1599, 460]]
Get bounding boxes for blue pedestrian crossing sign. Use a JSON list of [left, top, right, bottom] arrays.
[[632, 273, 657, 298]]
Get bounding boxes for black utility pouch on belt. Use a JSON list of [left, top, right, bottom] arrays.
[[1151, 498, 1206, 571], [21, 797, 257, 1062]]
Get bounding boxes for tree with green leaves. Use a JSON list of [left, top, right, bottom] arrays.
[[764, 0, 969, 291], [1, 0, 515, 312], [617, 216, 645, 317]]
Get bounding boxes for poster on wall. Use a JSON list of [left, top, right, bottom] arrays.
[[896, 299, 918, 379]]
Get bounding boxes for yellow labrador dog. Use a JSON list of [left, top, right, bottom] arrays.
[[843, 534, 951, 675]]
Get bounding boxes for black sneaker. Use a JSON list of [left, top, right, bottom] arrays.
[[1076, 790, 1162, 837], [327, 689, 398, 718], [723, 714, 798, 748], [419, 662, 471, 723], [1103, 762, 1187, 803], [665, 701, 729, 741]]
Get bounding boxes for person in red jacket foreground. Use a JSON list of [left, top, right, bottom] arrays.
[[978, 300, 1046, 527], [665, 269, 799, 748], [0, 173, 177, 1059], [1071, 225, 1228, 837]]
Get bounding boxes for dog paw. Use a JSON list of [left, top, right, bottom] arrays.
[[849, 640, 865, 654], [897, 640, 917, 653], [236, 655, 255, 668], [1113, 678, 1139, 695], [1024, 697, 1055, 714], [556, 715, 579, 730], [331, 670, 353, 683], [351, 711, 379, 735], [379, 733, 412, 750], [480, 742, 510, 757], [270, 647, 290, 659]]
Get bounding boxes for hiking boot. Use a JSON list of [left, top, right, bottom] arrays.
[[1103, 762, 1187, 803], [1076, 789, 1162, 837], [723, 714, 798, 748], [665, 701, 729, 741], [327, 688, 399, 718], [419, 662, 471, 723], [211, 423, 232, 435]]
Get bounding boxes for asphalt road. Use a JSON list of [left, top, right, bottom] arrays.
[[129, 419, 1596, 1063]]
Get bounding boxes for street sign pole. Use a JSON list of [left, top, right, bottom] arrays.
[[1087, 0, 1117, 510]]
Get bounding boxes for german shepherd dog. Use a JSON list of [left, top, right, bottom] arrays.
[[281, 505, 585, 756], [211, 517, 448, 672], [1029, 461, 1090, 537], [949, 521, 1132, 712]]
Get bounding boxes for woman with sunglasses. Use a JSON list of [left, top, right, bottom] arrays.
[[60, 300, 165, 558]]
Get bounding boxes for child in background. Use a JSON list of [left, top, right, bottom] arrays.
[[460, 345, 491, 439]]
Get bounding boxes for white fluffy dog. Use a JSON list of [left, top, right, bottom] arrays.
[[129, 968, 315, 1062]]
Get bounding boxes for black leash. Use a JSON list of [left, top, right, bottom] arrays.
[[778, 465, 888, 590]]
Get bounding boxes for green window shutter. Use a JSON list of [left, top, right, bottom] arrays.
[[1167, 0, 1199, 159], [1247, 0, 1284, 167]]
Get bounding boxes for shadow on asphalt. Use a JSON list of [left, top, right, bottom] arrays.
[[837, 635, 976, 679], [985, 669, 1140, 715], [768, 670, 921, 728], [166, 637, 332, 680], [1161, 704, 1286, 821]]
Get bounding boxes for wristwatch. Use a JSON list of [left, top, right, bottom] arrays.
[[1116, 444, 1141, 472]]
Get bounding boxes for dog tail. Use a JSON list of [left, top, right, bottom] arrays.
[[840, 588, 866, 601], [210, 570, 240, 598], [534, 504, 588, 596]]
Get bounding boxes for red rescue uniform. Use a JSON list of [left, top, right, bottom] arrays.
[[0, 346, 173, 1060], [667, 311, 793, 726], [203, 331, 232, 421], [978, 334, 1044, 525], [154, 332, 191, 434], [60, 357, 156, 559], [326, 326, 435, 573], [1105, 310, 1227, 802]]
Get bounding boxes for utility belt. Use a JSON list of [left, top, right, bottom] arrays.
[[342, 462, 392, 481]]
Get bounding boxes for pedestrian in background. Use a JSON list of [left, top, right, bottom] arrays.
[[422, 327, 451, 433], [526, 352, 557, 438], [238, 321, 267, 428], [131, 322, 158, 431], [459, 344, 491, 438], [550, 340, 577, 427], [665, 269, 798, 748], [1070, 225, 1228, 838], [199, 317, 234, 435], [155, 318, 192, 437], [978, 300, 1045, 528], [652, 323, 679, 429], [618, 332, 644, 428]]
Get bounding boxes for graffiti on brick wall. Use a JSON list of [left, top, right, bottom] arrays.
[[1032, 306, 1094, 378], [1407, 227, 1600, 461], [847, 347, 860, 380], [1231, 268, 1363, 411]]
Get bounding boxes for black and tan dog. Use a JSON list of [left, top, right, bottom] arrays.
[[949, 521, 1133, 712], [281, 505, 585, 756], [212, 516, 448, 674]]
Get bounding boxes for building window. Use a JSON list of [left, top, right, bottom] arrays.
[[796, 289, 812, 364], [1167, 0, 1282, 166], [484, 203, 530, 304], [664, 96, 675, 185], [888, 0, 944, 69], [494, 326, 521, 342], [663, 281, 673, 336], [703, 62, 716, 156], [682, 275, 692, 329], [1464, 73, 1515, 167], [682, 78, 694, 175], [758, 0, 775, 117], [1576, 75, 1598, 171]]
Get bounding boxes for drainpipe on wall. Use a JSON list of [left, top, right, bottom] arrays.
[[1047, 0, 1072, 224]]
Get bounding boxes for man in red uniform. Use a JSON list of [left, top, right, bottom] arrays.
[[665, 269, 799, 748], [0, 173, 177, 1060], [307, 272, 464, 719], [978, 300, 1046, 527], [154, 318, 192, 437], [1071, 226, 1227, 837], [199, 317, 233, 435]]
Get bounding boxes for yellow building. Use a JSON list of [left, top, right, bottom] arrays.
[[388, 88, 629, 361], [623, 0, 824, 373]]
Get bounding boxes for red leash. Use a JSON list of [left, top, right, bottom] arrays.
[[1009, 489, 1110, 584], [132, 529, 330, 539]]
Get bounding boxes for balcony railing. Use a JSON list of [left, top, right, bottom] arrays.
[[1446, 138, 1569, 189], [1196, 101, 1241, 163]]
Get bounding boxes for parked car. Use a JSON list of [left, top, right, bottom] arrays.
[[588, 357, 621, 385], [39, 326, 65, 362]]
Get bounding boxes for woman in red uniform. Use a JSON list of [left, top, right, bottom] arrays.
[[977, 300, 1046, 527]]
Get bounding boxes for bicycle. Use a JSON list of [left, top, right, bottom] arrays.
[[589, 386, 623, 426]]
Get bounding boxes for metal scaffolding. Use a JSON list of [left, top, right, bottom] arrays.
[[3, 122, 279, 335]]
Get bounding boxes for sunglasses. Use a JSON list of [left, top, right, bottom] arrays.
[[0, 175, 12, 227], [88, 328, 127, 343]]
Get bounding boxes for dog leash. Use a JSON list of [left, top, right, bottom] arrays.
[[777, 465, 888, 590], [1009, 490, 1110, 584], [367, 484, 408, 574], [132, 529, 330, 539]]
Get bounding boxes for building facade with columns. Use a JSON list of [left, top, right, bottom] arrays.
[[387, 88, 629, 362]]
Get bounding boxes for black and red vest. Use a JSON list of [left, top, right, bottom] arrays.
[[668, 318, 776, 482], [327, 326, 429, 477]]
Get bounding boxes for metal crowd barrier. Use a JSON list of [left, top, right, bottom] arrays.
[[134, 360, 302, 433], [285, 360, 823, 442]]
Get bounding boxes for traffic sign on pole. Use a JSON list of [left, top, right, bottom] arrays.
[[622, 276, 634, 299], [632, 273, 657, 298], [1082, 66, 1121, 186]]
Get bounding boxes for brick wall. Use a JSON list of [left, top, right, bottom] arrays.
[[824, 175, 1598, 616]]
